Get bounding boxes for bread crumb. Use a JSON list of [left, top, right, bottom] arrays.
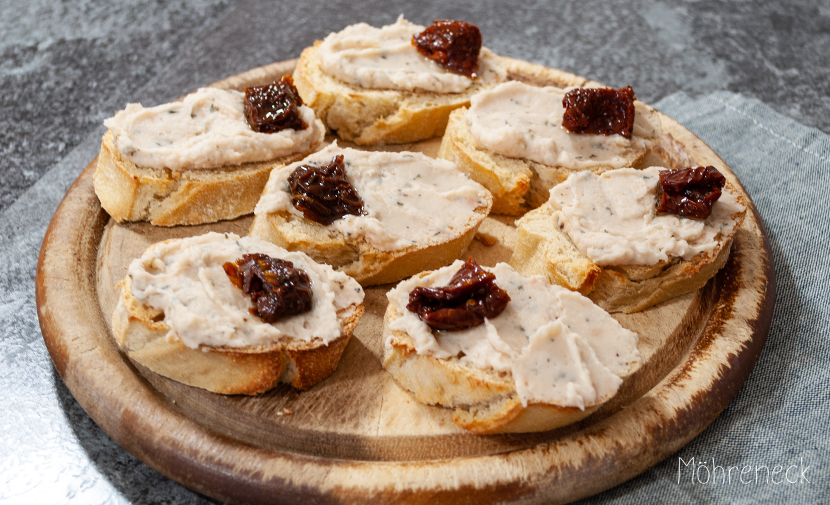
[[283, 408, 293, 414], [475, 232, 498, 246]]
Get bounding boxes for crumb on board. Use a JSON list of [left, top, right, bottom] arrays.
[[475, 231, 498, 246]]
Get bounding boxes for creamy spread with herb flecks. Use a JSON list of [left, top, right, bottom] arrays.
[[127, 232, 363, 349], [104, 87, 324, 170], [255, 143, 492, 252], [386, 261, 640, 408], [467, 81, 662, 168], [317, 16, 506, 93], [548, 167, 746, 266]]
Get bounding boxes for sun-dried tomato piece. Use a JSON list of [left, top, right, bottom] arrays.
[[288, 154, 365, 225], [656, 166, 726, 219], [412, 20, 481, 78], [243, 75, 308, 133], [561, 86, 636, 138], [223, 253, 313, 323], [407, 258, 511, 331]]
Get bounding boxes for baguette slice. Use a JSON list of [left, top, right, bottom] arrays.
[[112, 235, 364, 394], [382, 263, 641, 434], [292, 41, 504, 145], [250, 145, 493, 286], [93, 130, 322, 227], [510, 173, 747, 313], [383, 306, 601, 434], [93, 84, 325, 227], [438, 94, 662, 215]]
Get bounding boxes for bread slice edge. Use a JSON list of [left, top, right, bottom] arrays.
[[93, 130, 322, 226], [249, 187, 493, 286], [510, 193, 747, 313], [382, 301, 617, 434], [293, 42, 505, 145], [112, 277, 364, 394]]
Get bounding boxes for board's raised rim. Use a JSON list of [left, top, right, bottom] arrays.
[[36, 58, 775, 504]]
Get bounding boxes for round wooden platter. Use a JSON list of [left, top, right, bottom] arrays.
[[36, 58, 775, 504]]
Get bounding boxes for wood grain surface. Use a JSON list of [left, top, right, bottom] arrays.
[[36, 58, 775, 504]]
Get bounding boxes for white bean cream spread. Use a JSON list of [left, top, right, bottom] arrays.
[[467, 81, 662, 168], [387, 261, 640, 409], [256, 143, 492, 252], [549, 167, 746, 266], [104, 87, 324, 171], [127, 232, 363, 349], [317, 16, 505, 93]]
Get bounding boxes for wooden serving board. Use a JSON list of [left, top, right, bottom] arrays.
[[36, 58, 775, 504]]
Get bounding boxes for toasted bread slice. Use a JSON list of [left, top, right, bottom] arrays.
[[249, 145, 493, 286], [112, 234, 364, 394], [113, 278, 363, 393], [438, 102, 660, 215], [292, 41, 504, 145], [383, 305, 602, 434], [93, 130, 322, 227], [381, 262, 641, 434], [249, 210, 487, 287], [510, 174, 747, 313]]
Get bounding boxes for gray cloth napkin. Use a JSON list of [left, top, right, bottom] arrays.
[[1, 91, 827, 503]]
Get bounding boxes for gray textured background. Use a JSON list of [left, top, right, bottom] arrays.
[[2, 0, 829, 503]]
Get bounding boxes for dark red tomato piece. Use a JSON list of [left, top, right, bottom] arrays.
[[407, 258, 510, 331], [224, 253, 313, 323], [288, 154, 365, 225], [561, 86, 636, 138], [244, 75, 307, 133], [656, 166, 726, 219], [412, 20, 481, 78]]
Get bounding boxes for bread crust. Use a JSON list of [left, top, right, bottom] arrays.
[[93, 131, 320, 226], [292, 42, 504, 145], [249, 182, 492, 287], [382, 305, 606, 434], [113, 277, 363, 394], [510, 192, 747, 313], [438, 107, 653, 215]]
